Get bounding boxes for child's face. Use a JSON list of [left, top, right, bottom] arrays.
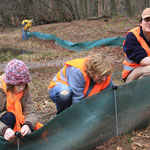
[[14, 83, 26, 94]]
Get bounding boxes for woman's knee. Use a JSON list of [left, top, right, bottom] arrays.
[[49, 84, 72, 102], [126, 65, 150, 83], [59, 89, 72, 102], [138, 65, 150, 78]]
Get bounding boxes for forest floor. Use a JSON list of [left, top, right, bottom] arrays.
[[1, 16, 150, 150]]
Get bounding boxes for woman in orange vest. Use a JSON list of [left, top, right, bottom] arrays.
[[122, 8, 150, 83], [0, 59, 43, 141], [49, 53, 113, 114]]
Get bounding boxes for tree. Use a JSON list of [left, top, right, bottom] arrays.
[[110, 0, 117, 16], [121, 0, 134, 17], [1, 0, 149, 27]]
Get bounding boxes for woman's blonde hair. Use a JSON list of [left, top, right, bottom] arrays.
[[85, 53, 113, 78]]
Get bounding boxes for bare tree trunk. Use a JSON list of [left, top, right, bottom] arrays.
[[102, 0, 105, 16], [136, 0, 143, 12], [121, 0, 133, 17], [51, 0, 65, 22], [68, 0, 78, 20], [110, 0, 117, 16], [51, 0, 58, 20], [88, 0, 95, 17], [78, 0, 86, 19], [84, 0, 88, 19], [144, 0, 150, 7], [94, 0, 98, 17], [73, 0, 80, 20]]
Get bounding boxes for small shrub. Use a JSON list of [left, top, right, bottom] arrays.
[[0, 52, 12, 61]]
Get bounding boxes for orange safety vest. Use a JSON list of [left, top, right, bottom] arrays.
[[1, 78, 43, 132], [49, 58, 111, 97], [122, 27, 150, 79]]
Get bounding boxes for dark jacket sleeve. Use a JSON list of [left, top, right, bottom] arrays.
[[0, 89, 9, 136], [123, 32, 147, 64]]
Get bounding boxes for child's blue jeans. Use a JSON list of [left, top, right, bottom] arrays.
[[22, 28, 28, 40], [49, 84, 72, 114]]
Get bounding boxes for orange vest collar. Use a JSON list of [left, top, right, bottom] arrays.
[[66, 58, 111, 97], [2, 79, 24, 132]]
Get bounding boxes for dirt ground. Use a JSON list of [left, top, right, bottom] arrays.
[[1, 16, 150, 149]]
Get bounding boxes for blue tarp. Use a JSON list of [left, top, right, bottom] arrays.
[[28, 32, 125, 51]]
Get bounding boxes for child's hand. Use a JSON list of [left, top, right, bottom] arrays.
[[4, 128, 15, 141], [21, 125, 31, 136]]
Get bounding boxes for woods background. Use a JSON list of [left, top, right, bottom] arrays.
[[1, 0, 150, 27]]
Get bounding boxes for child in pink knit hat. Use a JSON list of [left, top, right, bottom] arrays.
[[4, 59, 31, 85], [0, 59, 43, 141]]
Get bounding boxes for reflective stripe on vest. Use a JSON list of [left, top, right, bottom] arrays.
[[53, 67, 67, 84], [123, 65, 134, 71], [122, 26, 150, 79], [49, 58, 111, 97], [49, 66, 68, 89]]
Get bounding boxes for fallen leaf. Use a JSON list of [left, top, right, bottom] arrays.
[[143, 143, 150, 148], [134, 142, 143, 148], [117, 146, 123, 150], [131, 143, 137, 150]]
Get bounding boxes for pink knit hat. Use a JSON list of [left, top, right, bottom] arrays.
[[4, 59, 31, 85]]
